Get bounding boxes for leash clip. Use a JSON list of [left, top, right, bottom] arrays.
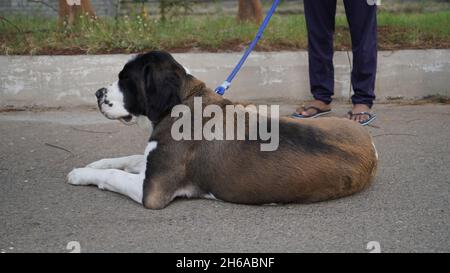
[[215, 81, 231, 95]]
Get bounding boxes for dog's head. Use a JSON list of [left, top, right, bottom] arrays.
[[96, 51, 190, 124]]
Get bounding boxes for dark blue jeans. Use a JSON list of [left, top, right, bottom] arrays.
[[304, 0, 377, 108]]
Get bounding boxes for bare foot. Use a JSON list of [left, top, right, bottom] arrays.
[[348, 104, 372, 123], [295, 100, 331, 118]]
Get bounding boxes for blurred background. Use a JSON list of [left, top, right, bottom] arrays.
[[1, 0, 450, 17], [0, 0, 449, 54]]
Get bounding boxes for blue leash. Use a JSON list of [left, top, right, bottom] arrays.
[[215, 0, 281, 96]]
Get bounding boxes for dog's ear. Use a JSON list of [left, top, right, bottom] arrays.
[[144, 64, 182, 123]]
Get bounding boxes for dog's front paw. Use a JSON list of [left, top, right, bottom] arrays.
[[67, 168, 92, 186]]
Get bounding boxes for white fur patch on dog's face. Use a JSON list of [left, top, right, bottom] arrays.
[[98, 81, 133, 122]]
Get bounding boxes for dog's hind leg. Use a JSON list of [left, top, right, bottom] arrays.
[[67, 168, 144, 204]]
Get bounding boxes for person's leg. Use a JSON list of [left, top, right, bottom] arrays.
[[343, 0, 377, 123], [297, 0, 337, 117]]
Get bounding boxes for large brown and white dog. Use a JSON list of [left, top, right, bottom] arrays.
[[68, 51, 378, 209]]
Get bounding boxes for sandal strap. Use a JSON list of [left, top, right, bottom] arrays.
[[293, 105, 331, 118], [304, 106, 322, 112], [303, 106, 331, 113]]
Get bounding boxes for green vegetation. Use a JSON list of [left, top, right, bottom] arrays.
[[1, 10, 449, 55]]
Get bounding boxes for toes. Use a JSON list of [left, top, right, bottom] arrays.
[[348, 111, 371, 123], [359, 115, 368, 123], [67, 168, 91, 186], [348, 114, 369, 124], [67, 168, 83, 185]]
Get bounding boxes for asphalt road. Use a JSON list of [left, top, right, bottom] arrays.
[[0, 103, 449, 253]]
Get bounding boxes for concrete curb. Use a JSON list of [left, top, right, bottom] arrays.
[[1, 50, 449, 108]]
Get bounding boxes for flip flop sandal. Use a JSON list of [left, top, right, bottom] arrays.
[[348, 111, 377, 126], [292, 106, 332, 119]]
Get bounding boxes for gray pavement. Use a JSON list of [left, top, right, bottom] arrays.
[[0, 103, 449, 253]]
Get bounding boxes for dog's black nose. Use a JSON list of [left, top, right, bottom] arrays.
[[96, 88, 106, 99]]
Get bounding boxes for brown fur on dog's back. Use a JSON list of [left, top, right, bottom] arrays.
[[182, 85, 377, 205], [141, 65, 378, 208], [282, 117, 378, 203]]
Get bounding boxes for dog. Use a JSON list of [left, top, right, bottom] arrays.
[[68, 51, 378, 209]]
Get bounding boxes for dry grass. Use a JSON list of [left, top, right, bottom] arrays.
[[0, 10, 449, 55]]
